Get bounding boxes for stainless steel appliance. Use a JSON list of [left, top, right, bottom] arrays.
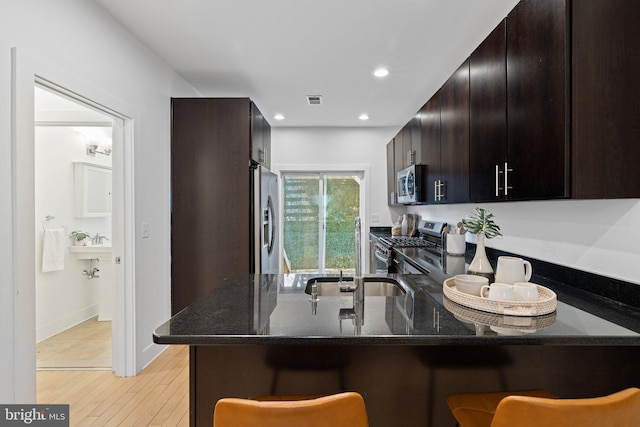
[[374, 220, 445, 274], [397, 164, 428, 204], [370, 233, 388, 274], [252, 165, 279, 274]]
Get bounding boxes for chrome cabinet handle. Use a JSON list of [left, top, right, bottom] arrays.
[[406, 150, 416, 166], [505, 162, 513, 196], [496, 165, 504, 197]]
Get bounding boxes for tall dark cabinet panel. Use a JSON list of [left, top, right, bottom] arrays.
[[506, 0, 570, 200], [438, 59, 470, 204], [469, 20, 507, 202], [572, 0, 640, 198], [171, 98, 257, 315]]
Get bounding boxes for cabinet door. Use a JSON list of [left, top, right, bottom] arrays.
[[398, 119, 421, 168], [262, 115, 272, 169], [393, 132, 404, 176], [507, 0, 569, 200], [410, 114, 423, 165], [420, 92, 441, 203], [469, 20, 507, 202], [386, 140, 397, 205], [572, 0, 640, 198], [250, 102, 265, 166], [401, 123, 413, 168], [439, 59, 470, 204]]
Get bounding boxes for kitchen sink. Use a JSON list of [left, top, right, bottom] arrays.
[[305, 277, 406, 297]]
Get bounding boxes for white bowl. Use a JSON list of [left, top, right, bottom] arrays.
[[453, 274, 489, 296]]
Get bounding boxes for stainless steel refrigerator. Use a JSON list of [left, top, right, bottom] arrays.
[[252, 165, 279, 274]]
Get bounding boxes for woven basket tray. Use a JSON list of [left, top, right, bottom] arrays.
[[443, 278, 557, 317], [443, 297, 557, 332]]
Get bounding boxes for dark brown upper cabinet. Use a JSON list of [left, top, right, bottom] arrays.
[[469, 19, 507, 202], [571, 0, 640, 199], [387, 0, 639, 205], [250, 102, 271, 169], [399, 116, 423, 169], [435, 59, 470, 204], [386, 139, 399, 205], [505, 0, 570, 201]]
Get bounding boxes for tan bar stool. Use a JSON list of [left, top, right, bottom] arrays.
[[447, 387, 640, 427], [213, 392, 369, 426]]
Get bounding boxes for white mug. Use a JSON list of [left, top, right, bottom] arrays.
[[495, 256, 532, 285], [446, 233, 466, 255], [480, 283, 514, 301], [513, 282, 539, 301]]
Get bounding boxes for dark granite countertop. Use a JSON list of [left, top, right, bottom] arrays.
[[154, 271, 640, 346]]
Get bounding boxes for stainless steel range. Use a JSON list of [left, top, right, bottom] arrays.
[[374, 220, 446, 273]]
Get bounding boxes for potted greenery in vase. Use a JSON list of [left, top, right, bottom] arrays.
[[71, 230, 91, 246], [462, 207, 502, 280]]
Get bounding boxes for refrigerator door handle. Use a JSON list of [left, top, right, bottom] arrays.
[[267, 195, 276, 255]]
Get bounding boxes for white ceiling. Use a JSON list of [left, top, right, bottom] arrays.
[[94, 0, 519, 128]]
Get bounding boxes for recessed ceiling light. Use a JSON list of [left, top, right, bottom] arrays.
[[274, 114, 285, 121], [373, 68, 389, 78], [359, 114, 370, 121]]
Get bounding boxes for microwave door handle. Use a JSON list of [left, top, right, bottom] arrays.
[[406, 170, 414, 197]]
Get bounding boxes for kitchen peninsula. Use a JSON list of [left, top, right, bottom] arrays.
[[155, 272, 640, 426]]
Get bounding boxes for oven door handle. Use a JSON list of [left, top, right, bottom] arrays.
[[374, 249, 389, 264]]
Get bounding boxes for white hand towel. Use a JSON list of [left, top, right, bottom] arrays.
[[42, 228, 66, 272]]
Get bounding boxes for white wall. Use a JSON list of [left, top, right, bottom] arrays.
[[0, 0, 199, 402], [272, 126, 405, 225], [407, 201, 640, 286], [35, 126, 112, 342]]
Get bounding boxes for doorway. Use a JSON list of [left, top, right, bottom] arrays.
[[282, 172, 363, 274], [34, 83, 121, 371]]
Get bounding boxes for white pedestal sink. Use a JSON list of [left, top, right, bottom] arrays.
[[68, 245, 113, 321]]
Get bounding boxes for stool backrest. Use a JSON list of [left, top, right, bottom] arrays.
[[491, 387, 640, 427], [213, 392, 369, 427]]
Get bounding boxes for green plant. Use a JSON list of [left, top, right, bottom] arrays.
[[462, 207, 502, 239], [71, 230, 91, 241]]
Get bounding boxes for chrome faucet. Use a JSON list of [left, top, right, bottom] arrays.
[[91, 233, 109, 245], [353, 217, 364, 305]]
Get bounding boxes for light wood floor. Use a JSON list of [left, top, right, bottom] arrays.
[[37, 345, 190, 426], [37, 317, 112, 369]]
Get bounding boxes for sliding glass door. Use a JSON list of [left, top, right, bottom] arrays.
[[282, 172, 361, 274]]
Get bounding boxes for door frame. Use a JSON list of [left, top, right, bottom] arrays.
[[273, 163, 370, 275], [11, 47, 136, 389]]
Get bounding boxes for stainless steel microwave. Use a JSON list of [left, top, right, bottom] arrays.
[[397, 164, 427, 204]]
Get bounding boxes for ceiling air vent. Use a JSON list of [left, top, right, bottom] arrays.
[[306, 95, 323, 105]]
